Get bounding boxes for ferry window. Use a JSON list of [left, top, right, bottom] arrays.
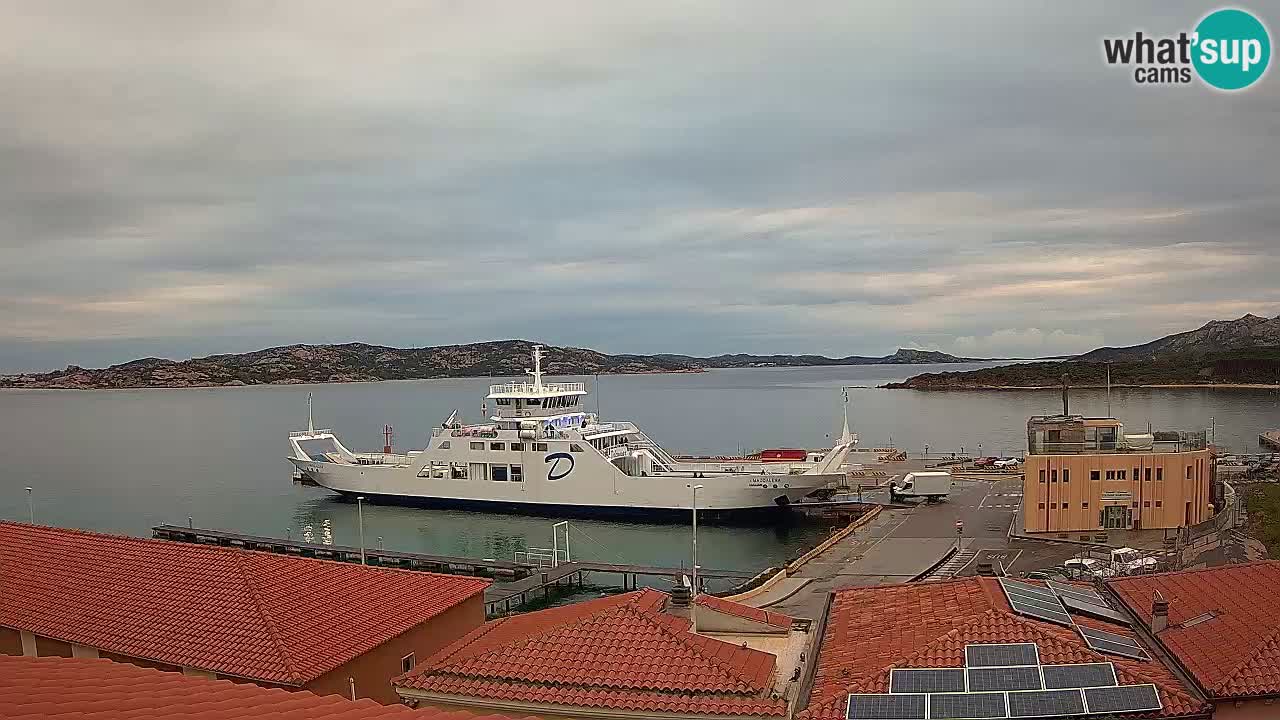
[[1038, 470, 1045, 483], [1062, 469, 1069, 483], [1090, 470, 1100, 481], [1156, 468, 1164, 481], [525, 399, 540, 406], [511, 464, 523, 482], [450, 463, 468, 480], [470, 462, 489, 481], [496, 399, 511, 405], [511, 442, 523, 451], [533, 442, 548, 451], [401, 653, 416, 673], [439, 441, 451, 449], [569, 444, 583, 453], [1145, 468, 1152, 481], [491, 442, 505, 451], [492, 465, 508, 482], [470, 441, 483, 450]]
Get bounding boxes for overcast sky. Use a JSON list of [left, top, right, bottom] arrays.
[[2, 1, 1278, 372]]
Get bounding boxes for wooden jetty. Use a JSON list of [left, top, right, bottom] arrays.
[[1262, 430, 1280, 451], [152, 525, 756, 616]]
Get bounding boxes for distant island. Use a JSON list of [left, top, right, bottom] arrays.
[[0, 342, 976, 390], [887, 314, 1280, 390]]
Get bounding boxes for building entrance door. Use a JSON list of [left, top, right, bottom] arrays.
[[1103, 505, 1129, 530]]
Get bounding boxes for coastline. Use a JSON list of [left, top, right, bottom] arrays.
[[884, 382, 1280, 391]]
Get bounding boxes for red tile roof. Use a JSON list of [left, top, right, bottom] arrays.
[[697, 593, 792, 629], [0, 655, 524, 720], [800, 577, 1209, 720], [0, 522, 488, 685], [1110, 560, 1280, 699], [395, 588, 787, 717]]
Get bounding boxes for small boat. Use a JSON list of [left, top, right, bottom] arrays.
[[288, 346, 854, 520]]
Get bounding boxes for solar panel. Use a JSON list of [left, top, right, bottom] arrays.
[[1045, 580, 1106, 605], [889, 669, 966, 694], [965, 643, 1040, 668], [1005, 689, 1087, 718], [1041, 663, 1118, 689], [1083, 684, 1163, 714], [1059, 594, 1132, 626], [847, 693, 927, 720], [926, 692, 1007, 719], [1001, 588, 1075, 627], [1078, 626, 1150, 661], [1000, 579, 1058, 601], [966, 666, 1043, 692]]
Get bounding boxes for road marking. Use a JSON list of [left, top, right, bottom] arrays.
[[961, 548, 1023, 574]]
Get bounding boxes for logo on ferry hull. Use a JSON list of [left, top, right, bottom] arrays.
[[545, 452, 574, 481]]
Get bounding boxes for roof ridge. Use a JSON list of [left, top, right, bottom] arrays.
[[232, 553, 304, 685], [427, 592, 648, 674], [629, 601, 765, 691], [1110, 559, 1280, 585]]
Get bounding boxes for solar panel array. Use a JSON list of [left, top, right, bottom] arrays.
[[846, 644, 1163, 719], [1079, 625, 1151, 661], [998, 579, 1074, 627]]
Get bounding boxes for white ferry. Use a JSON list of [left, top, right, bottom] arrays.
[[288, 346, 854, 519]]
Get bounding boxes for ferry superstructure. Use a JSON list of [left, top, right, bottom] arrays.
[[288, 346, 855, 518]]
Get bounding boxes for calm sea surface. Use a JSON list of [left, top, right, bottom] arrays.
[[1, 364, 1277, 586]]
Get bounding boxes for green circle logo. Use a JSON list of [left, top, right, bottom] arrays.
[[1193, 8, 1271, 90]]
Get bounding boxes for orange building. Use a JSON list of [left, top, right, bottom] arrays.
[[1022, 415, 1214, 533]]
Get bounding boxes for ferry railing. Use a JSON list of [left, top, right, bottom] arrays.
[[290, 429, 335, 437], [488, 381, 586, 395], [353, 452, 411, 466]]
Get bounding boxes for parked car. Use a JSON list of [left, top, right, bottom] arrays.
[[973, 457, 996, 468], [1063, 557, 1115, 578], [994, 458, 1021, 468]]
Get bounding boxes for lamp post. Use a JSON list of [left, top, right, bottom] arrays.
[[688, 483, 703, 633], [356, 496, 367, 565], [24, 487, 33, 524]]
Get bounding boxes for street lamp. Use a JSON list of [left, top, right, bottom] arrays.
[[688, 483, 703, 633], [356, 496, 367, 565], [24, 487, 33, 524]]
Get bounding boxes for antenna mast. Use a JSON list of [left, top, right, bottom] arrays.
[[526, 345, 545, 392], [307, 392, 315, 433]]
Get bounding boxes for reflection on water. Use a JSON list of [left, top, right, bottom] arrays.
[[0, 365, 1276, 578]]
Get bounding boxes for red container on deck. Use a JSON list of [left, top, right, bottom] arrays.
[[759, 448, 808, 462]]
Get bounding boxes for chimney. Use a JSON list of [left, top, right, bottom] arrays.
[[1151, 592, 1169, 633], [668, 580, 692, 618]]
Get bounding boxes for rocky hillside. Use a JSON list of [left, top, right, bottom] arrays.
[[659, 348, 974, 368], [887, 314, 1280, 390], [0, 342, 976, 390], [1077, 314, 1280, 362]]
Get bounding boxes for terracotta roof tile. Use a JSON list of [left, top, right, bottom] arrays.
[[396, 588, 786, 717], [0, 522, 487, 685], [0, 654, 526, 720], [1109, 560, 1280, 699], [697, 593, 792, 629], [799, 577, 1209, 720]]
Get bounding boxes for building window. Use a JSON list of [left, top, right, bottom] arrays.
[[470, 442, 483, 450], [1156, 468, 1164, 481], [1082, 502, 1089, 509], [1155, 500, 1162, 508], [1117, 470, 1127, 480], [1039, 470, 1046, 483], [492, 465, 508, 481], [511, 464, 523, 482], [1145, 468, 1152, 481], [1132, 501, 1139, 508], [1050, 503, 1057, 509], [1106, 470, 1115, 480], [1051, 469, 1058, 483], [1039, 503, 1046, 510], [1143, 501, 1151, 508], [401, 653, 416, 673], [1090, 470, 1100, 481], [491, 442, 505, 451], [511, 442, 523, 451], [1062, 469, 1070, 483], [1186, 465, 1193, 479]]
